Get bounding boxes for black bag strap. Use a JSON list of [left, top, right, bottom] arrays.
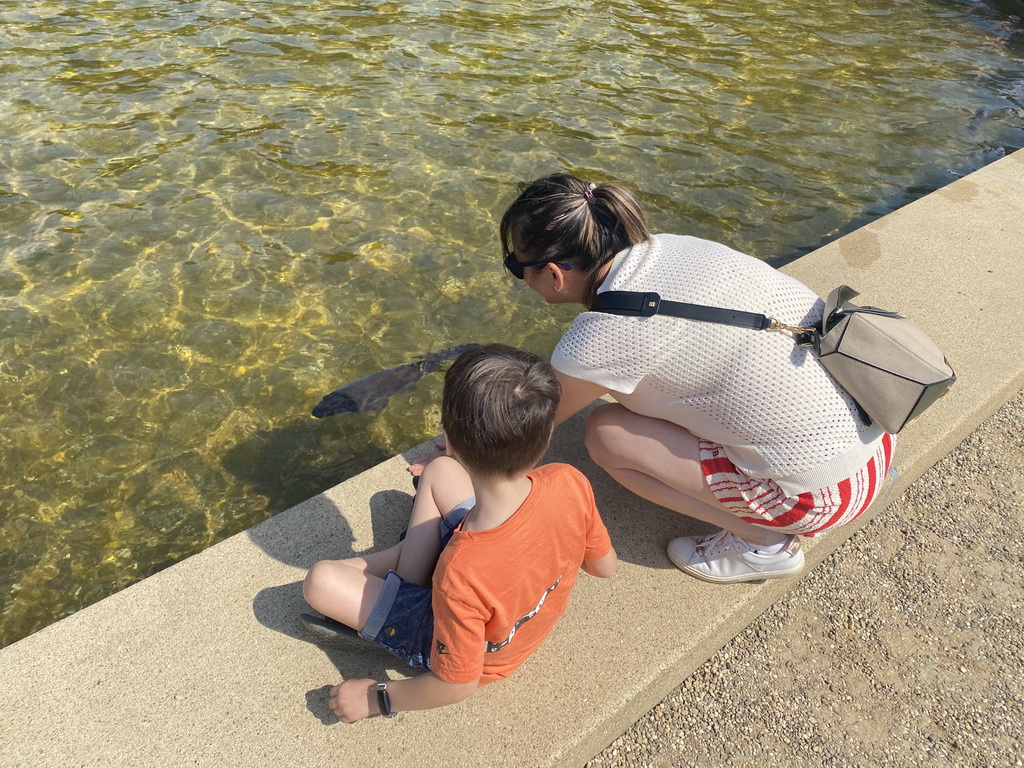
[[591, 291, 771, 330], [590, 290, 819, 345]]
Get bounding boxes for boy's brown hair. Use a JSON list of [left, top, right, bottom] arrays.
[[441, 344, 561, 479]]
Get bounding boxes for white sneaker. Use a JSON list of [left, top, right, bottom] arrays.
[[667, 529, 805, 583]]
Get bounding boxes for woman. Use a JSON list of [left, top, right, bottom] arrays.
[[500, 173, 893, 583]]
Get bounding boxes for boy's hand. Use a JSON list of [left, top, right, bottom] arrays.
[[329, 679, 380, 723]]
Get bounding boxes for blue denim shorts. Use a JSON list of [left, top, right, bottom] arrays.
[[358, 498, 473, 669]]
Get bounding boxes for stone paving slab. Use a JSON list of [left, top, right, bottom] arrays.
[[1, 149, 1021, 768]]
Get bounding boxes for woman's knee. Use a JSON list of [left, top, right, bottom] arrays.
[[584, 403, 630, 467]]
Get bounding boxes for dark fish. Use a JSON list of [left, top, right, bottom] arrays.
[[968, 107, 994, 132], [311, 343, 480, 418]]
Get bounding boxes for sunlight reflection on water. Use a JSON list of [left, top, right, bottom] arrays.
[[1, 0, 1022, 646]]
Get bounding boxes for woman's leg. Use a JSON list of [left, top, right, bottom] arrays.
[[302, 455, 475, 629], [584, 403, 787, 547]]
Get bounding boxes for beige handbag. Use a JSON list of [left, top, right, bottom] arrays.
[[812, 286, 956, 433], [590, 285, 956, 434]]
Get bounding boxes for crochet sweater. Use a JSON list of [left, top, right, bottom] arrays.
[[551, 234, 885, 495]]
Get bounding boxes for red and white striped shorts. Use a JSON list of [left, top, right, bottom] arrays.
[[699, 433, 895, 537]]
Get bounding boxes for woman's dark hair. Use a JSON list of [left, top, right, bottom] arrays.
[[499, 173, 650, 305], [441, 344, 560, 480]]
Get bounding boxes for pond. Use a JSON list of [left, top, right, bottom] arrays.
[[1, 0, 1023, 648]]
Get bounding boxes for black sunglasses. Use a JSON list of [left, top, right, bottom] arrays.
[[503, 252, 573, 280]]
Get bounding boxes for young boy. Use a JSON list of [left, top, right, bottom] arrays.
[[302, 343, 617, 722]]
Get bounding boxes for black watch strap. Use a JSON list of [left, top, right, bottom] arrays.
[[375, 682, 397, 718]]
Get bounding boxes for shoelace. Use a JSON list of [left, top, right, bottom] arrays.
[[694, 528, 746, 555]]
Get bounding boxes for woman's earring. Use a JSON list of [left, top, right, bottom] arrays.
[[547, 263, 563, 292]]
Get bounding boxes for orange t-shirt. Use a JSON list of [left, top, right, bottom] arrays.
[[429, 463, 611, 686]]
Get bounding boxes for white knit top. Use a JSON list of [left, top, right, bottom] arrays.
[[552, 234, 885, 495]]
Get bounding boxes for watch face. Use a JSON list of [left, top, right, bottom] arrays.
[[376, 684, 395, 717]]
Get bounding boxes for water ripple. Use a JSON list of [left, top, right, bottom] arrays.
[[1, 0, 1023, 647]]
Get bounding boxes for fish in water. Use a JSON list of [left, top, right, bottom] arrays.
[[968, 107, 995, 132], [311, 343, 480, 417]]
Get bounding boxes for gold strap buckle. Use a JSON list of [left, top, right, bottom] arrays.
[[767, 318, 819, 347]]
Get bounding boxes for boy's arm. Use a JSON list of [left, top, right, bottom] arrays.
[[329, 673, 478, 723], [577, 472, 616, 579], [582, 546, 618, 578]]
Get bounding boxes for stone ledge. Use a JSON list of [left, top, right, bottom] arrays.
[[1, 149, 1021, 767]]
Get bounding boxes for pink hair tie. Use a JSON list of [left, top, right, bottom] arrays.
[[583, 183, 597, 203]]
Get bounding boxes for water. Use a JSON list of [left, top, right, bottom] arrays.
[[1, 0, 1022, 648]]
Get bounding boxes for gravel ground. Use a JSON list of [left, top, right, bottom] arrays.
[[587, 389, 1024, 768]]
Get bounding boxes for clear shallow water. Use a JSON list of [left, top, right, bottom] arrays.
[[1, 0, 1023, 647]]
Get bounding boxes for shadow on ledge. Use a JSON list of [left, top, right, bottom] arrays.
[[247, 486, 416, 570]]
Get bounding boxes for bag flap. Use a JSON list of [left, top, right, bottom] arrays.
[[823, 285, 861, 333]]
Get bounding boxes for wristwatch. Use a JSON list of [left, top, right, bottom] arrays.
[[375, 681, 397, 718]]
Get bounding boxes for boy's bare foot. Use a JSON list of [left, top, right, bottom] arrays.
[[407, 450, 444, 478], [406, 437, 447, 479]]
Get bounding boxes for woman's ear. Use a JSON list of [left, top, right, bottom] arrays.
[[442, 431, 455, 457], [545, 262, 566, 293]]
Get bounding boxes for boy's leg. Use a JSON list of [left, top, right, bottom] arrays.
[[303, 561, 387, 632], [331, 455, 474, 585], [302, 455, 474, 629], [394, 455, 474, 587], [303, 537, 408, 629]]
